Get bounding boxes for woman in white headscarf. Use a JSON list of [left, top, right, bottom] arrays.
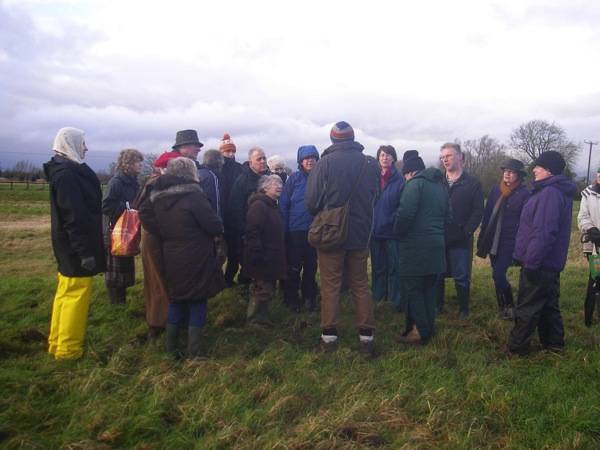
[[43, 127, 106, 360]]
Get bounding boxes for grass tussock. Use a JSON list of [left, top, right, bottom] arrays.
[[1, 190, 600, 448]]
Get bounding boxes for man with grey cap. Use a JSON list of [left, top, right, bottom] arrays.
[[505, 150, 577, 357]]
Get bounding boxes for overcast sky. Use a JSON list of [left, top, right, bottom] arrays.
[[1, 0, 599, 176]]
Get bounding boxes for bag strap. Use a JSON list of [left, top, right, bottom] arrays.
[[348, 157, 369, 203]]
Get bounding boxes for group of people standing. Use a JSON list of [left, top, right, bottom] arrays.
[[44, 121, 585, 362]]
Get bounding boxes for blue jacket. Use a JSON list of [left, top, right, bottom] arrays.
[[513, 174, 577, 272], [279, 169, 313, 231], [198, 164, 223, 222], [371, 166, 404, 239]]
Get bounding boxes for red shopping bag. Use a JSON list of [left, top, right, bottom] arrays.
[[110, 204, 141, 257]]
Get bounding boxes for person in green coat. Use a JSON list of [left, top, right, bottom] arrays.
[[394, 151, 452, 345]]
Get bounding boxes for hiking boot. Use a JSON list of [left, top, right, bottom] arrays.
[[359, 340, 378, 359], [314, 338, 337, 354], [396, 325, 425, 346], [501, 306, 514, 321]]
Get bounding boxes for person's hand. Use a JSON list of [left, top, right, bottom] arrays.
[[588, 227, 600, 245], [523, 267, 540, 284], [81, 256, 96, 271], [249, 251, 265, 265], [511, 259, 522, 267]]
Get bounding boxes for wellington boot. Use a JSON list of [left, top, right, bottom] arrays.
[[106, 287, 122, 305], [116, 287, 127, 304], [456, 285, 470, 319], [165, 324, 182, 360], [259, 300, 274, 327], [246, 297, 262, 325], [187, 326, 205, 360], [435, 278, 445, 316]]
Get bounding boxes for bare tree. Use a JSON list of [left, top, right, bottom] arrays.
[[453, 136, 508, 195], [508, 120, 580, 171], [11, 160, 42, 181]]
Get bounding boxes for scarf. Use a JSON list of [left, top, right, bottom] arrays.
[[381, 167, 392, 189], [477, 180, 521, 258]]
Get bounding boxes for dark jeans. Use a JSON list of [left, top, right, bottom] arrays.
[[490, 254, 512, 292], [283, 230, 318, 303], [507, 268, 565, 355], [167, 300, 207, 328]]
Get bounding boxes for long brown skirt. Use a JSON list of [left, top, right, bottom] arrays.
[[141, 228, 169, 328]]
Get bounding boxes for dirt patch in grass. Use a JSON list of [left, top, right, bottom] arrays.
[[0, 215, 50, 231]]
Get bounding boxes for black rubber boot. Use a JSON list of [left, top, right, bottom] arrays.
[[106, 286, 122, 305], [116, 287, 127, 304], [435, 278, 445, 316], [246, 297, 262, 325], [187, 326, 205, 360], [456, 285, 470, 319], [165, 324, 182, 360]]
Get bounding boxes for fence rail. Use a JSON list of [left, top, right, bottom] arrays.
[[0, 180, 49, 190], [0, 180, 109, 190]]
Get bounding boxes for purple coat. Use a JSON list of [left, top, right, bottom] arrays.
[[512, 174, 577, 272], [478, 183, 530, 257]]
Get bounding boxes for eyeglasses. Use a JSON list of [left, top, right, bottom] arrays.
[[439, 154, 456, 161]]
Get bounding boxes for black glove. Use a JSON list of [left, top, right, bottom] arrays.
[[248, 251, 265, 265], [588, 227, 600, 244], [523, 267, 540, 284], [511, 259, 522, 267], [81, 256, 96, 271]]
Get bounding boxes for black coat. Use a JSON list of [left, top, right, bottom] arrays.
[[242, 193, 286, 281], [43, 157, 106, 277], [442, 171, 484, 248], [229, 162, 270, 234], [151, 175, 226, 301], [220, 156, 243, 225]]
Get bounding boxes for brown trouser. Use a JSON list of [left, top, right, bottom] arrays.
[[317, 248, 375, 332]]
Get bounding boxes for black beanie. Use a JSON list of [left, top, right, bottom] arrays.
[[402, 150, 425, 175], [533, 151, 565, 175]]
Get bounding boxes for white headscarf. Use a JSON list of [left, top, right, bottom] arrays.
[[53, 127, 85, 164]]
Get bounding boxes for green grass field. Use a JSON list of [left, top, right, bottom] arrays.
[[1, 189, 599, 449]]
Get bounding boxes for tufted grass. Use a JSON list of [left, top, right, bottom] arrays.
[[1, 190, 599, 449]]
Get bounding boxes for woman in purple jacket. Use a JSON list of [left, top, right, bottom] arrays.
[[505, 151, 577, 357], [477, 159, 530, 320]]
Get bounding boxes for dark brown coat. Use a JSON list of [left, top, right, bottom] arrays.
[[243, 193, 286, 281], [151, 175, 226, 302]]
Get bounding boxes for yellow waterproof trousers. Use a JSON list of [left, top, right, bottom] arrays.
[[48, 274, 93, 360]]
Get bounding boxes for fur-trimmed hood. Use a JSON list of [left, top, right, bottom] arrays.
[[151, 175, 203, 210]]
